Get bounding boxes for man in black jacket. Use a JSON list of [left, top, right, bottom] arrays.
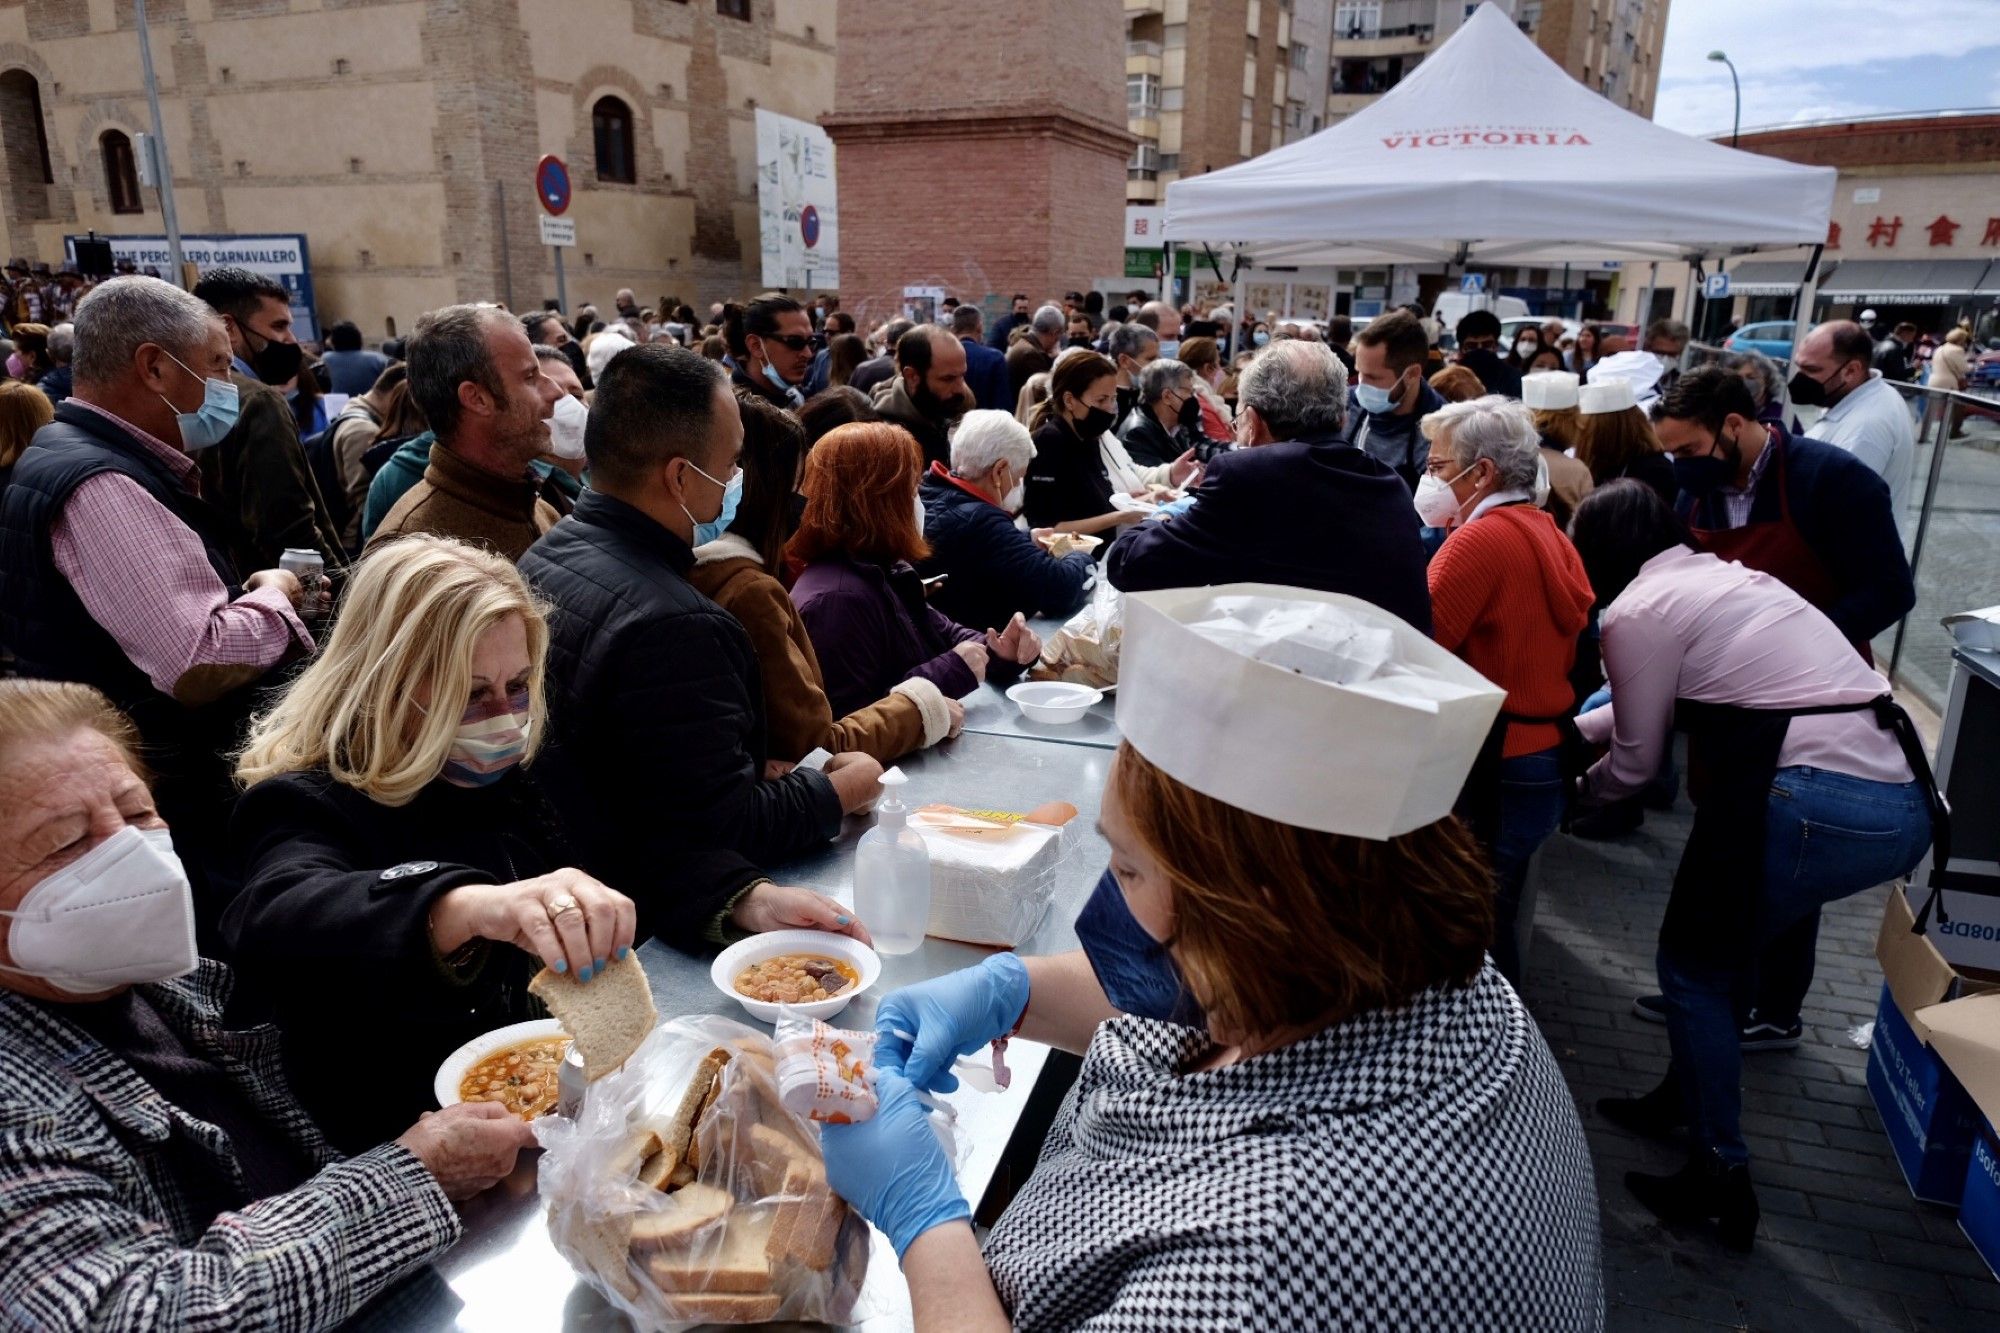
[[520, 345, 883, 945], [1116, 357, 1200, 468], [1106, 340, 1433, 634], [1339, 309, 1445, 489]]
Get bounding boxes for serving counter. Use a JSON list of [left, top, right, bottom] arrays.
[[422, 724, 1115, 1331]]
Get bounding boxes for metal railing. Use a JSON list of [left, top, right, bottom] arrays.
[[1682, 341, 2000, 711]]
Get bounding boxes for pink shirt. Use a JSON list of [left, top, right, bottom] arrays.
[[1577, 546, 1911, 800], [49, 400, 311, 698]]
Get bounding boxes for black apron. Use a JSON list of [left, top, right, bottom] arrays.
[[1666, 695, 1955, 970]]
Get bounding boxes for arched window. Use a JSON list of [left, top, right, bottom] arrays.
[[0, 70, 53, 222], [592, 96, 635, 184], [101, 130, 143, 214]]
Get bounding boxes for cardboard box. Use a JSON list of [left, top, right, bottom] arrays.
[[1918, 988, 2000, 1275], [1908, 879, 2000, 977], [1961, 1123, 2000, 1281], [1867, 889, 2000, 1205]]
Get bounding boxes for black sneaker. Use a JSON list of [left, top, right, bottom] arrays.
[[1630, 995, 1802, 1051], [1739, 1018, 1803, 1052]]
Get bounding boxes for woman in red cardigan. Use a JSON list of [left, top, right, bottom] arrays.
[[1419, 396, 1596, 984]]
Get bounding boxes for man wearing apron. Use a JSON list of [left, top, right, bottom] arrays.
[[1644, 365, 1915, 1051]]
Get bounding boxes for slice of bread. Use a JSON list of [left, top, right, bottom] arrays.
[[627, 1182, 733, 1252], [767, 1188, 846, 1273], [662, 1047, 731, 1181], [528, 953, 656, 1080], [657, 1291, 782, 1323], [549, 1205, 638, 1301], [742, 1121, 823, 1198], [643, 1211, 774, 1293]]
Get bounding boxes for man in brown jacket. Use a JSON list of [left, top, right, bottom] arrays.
[[192, 267, 346, 570], [368, 304, 562, 562], [1005, 303, 1064, 402]]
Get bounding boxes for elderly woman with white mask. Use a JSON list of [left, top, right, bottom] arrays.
[[918, 408, 1097, 632], [819, 587, 1604, 1330], [0, 678, 535, 1331]]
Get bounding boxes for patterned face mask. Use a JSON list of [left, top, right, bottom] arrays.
[[441, 687, 532, 787]]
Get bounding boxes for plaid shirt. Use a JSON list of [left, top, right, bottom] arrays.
[[49, 400, 311, 698], [1712, 424, 1777, 530], [0, 962, 460, 1332]]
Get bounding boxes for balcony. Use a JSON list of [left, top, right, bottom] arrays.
[[1326, 92, 1383, 116], [1126, 176, 1161, 203], [1330, 25, 1432, 57], [1126, 114, 1160, 140], [1124, 0, 1163, 14]]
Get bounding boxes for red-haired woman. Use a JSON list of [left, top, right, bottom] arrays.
[[789, 422, 1041, 719]]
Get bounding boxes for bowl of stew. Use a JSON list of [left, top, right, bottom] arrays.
[[710, 929, 881, 1023], [433, 1018, 573, 1118]]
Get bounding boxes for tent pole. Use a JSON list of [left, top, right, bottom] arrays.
[[1789, 243, 1825, 369]]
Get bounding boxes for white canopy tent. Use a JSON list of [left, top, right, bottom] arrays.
[[1163, 3, 1836, 276]]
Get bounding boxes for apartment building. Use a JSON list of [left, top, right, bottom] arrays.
[[1126, 0, 1668, 206]]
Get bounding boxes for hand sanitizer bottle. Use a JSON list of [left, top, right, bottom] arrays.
[[854, 766, 931, 955]]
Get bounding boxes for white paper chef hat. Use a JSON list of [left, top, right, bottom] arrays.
[[1578, 379, 1636, 415], [1582, 349, 1664, 405], [1114, 585, 1505, 840], [1521, 371, 1580, 410]]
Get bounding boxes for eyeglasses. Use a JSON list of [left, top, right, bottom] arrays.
[[760, 334, 813, 352]]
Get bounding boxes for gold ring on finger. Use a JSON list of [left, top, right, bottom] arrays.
[[546, 893, 581, 918]]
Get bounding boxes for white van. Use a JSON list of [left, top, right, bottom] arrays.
[[1431, 291, 1529, 329]]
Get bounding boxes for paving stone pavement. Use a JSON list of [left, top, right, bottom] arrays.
[[1521, 794, 1998, 1331]]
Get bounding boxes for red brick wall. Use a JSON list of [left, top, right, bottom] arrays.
[[1736, 116, 2000, 171], [827, 0, 1129, 319]]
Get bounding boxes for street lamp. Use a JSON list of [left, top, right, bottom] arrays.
[[1707, 50, 1740, 147]]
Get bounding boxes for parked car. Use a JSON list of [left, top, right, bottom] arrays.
[[1724, 321, 1799, 363], [1969, 342, 2000, 390]]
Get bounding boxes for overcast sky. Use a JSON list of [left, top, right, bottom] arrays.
[[1653, 0, 2000, 137]]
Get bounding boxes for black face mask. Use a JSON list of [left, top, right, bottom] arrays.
[[1787, 364, 1843, 408], [243, 325, 304, 385], [1175, 393, 1202, 430], [1073, 405, 1117, 439], [1065, 334, 1094, 349]]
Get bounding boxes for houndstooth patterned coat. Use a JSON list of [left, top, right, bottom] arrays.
[[984, 963, 1604, 1331], [0, 961, 460, 1332]]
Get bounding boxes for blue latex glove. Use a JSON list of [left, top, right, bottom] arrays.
[[874, 953, 1031, 1093], [1150, 494, 1198, 521], [822, 1068, 970, 1259]]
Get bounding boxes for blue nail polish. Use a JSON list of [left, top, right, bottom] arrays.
[[836, 914, 852, 926], [595, 958, 606, 973], [553, 959, 568, 973], [616, 946, 630, 960], [581, 965, 594, 982]]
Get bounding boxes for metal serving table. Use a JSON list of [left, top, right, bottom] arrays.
[[423, 727, 1115, 1331], [955, 613, 1123, 751]]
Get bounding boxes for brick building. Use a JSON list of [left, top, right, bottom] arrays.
[[823, 0, 1130, 323], [0, 0, 835, 339], [1609, 112, 2000, 340]]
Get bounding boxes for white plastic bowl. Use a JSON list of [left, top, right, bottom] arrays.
[[1006, 680, 1103, 725], [711, 929, 881, 1024], [433, 1017, 567, 1109]]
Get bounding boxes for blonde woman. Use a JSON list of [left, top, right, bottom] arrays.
[[222, 534, 638, 1151]]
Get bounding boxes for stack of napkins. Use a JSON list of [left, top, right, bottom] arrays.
[[908, 808, 1065, 947]]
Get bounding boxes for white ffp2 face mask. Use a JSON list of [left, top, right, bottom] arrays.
[[0, 825, 198, 994], [545, 393, 589, 460], [1412, 469, 1470, 529]]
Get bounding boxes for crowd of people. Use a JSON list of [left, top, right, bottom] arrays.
[[0, 266, 1954, 1328]]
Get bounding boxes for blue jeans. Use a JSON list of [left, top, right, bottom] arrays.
[[1660, 767, 1931, 1163], [1491, 748, 1566, 983]]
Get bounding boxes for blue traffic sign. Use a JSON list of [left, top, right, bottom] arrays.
[[800, 204, 821, 249], [1703, 271, 1732, 300], [1460, 272, 1486, 294], [536, 155, 571, 217]]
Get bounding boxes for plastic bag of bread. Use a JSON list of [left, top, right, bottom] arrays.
[[1032, 577, 1122, 689], [537, 1016, 873, 1327]]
